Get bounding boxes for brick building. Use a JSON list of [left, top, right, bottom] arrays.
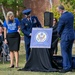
[[23, 0, 60, 26]]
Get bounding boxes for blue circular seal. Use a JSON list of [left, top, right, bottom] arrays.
[[35, 31, 48, 43]]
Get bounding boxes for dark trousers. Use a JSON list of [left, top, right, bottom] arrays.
[[25, 44, 30, 61], [61, 39, 74, 70], [53, 41, 58, 54]]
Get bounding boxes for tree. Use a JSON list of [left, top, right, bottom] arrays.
[[0, 0, 25, 19], [60, 0, 75, 29], [60, 0, 75, 9]]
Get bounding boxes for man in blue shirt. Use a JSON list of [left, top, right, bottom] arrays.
[[57, 5, 74, 73], [21, 9, 42, 61]]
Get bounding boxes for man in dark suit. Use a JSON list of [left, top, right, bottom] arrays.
[[74, 30, 75, 40], [21, 9, 42, 61], [57, 5, 74, 73]]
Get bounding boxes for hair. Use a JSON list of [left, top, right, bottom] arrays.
[[54, 18, 58, 23], [53, 18, 58, 26], [6, 11, 14, 24], [58, 5, 65, 10]]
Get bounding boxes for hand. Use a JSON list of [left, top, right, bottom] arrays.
[[18, 29, 20, 34], [4, 39, 8, 44], [29, 33, 31, 36]]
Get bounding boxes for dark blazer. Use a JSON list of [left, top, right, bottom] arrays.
[[53, 23, 58, 35], [21, 16, 42, 44], [52, 23, 58, 47], [74, 30, 75, 39], [57, 11, 74, 41]]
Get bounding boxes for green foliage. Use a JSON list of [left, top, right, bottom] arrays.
[[60, 0, 75, 9], [52, 4, 74, 20], [0, 0, 25, 20], [52, 6, 60, 20], [0, 0, 25, 8], [60, 0, 75, 29], [0, 0, 25, 35], [0, 12, 4, 20], [20, 31, 24, 36]]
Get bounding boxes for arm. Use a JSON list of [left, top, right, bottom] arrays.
[[57, 17, 65, 36], [4, 27, 8, 44], [53, 25, 58, 34], [16, 18, 21, 33], [18, 26, 20, 33], [36, 18, 42, 27], [20, 20, 30, 36], [3, 21, 8, 44], [4, 27, 7, 39], [34, 16, 42, 27]]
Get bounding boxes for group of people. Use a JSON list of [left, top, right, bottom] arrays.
[[0, 5, 75, 73], [1, 12, 20, 68], [0, 8, 42, 68]]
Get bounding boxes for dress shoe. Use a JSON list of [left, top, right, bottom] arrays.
[[17, 68, 25, 71], [59, 69, 72, 73], [10, 65, 14, 68]]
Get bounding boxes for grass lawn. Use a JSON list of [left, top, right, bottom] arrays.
[[0, 42, 75, 75]]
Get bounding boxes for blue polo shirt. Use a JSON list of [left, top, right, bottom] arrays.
[[3, 18, 20, 33]]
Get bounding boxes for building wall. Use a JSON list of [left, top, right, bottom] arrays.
[[23, 0, 59, 26]]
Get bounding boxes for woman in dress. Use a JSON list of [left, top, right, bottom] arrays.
[[3, 11, 20, 68]]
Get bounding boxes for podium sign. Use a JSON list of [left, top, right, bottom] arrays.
[[30, 28, 53, 48]]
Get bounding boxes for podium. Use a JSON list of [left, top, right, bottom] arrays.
[[20, 28, 58, 72], [23, 48, 58, 72], [30, 28, 53, 48], [19, 28, 75, 72]]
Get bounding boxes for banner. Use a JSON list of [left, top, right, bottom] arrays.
[[30, 28, 53, 48]]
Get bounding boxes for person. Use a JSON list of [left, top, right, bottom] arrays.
[[52, 18, 58, 55], [0, 26, 3, 60], [18, 9, 60, 72], [3, 11, 20, 68], [74, 30, 75, 40], [0, 25, 9, 61], [20, 9, 42, 61], [56, 5, 74, 73], [0, 19, 3, 26]]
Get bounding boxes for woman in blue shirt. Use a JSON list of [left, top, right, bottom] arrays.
[[4, 11, 20, 68]]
